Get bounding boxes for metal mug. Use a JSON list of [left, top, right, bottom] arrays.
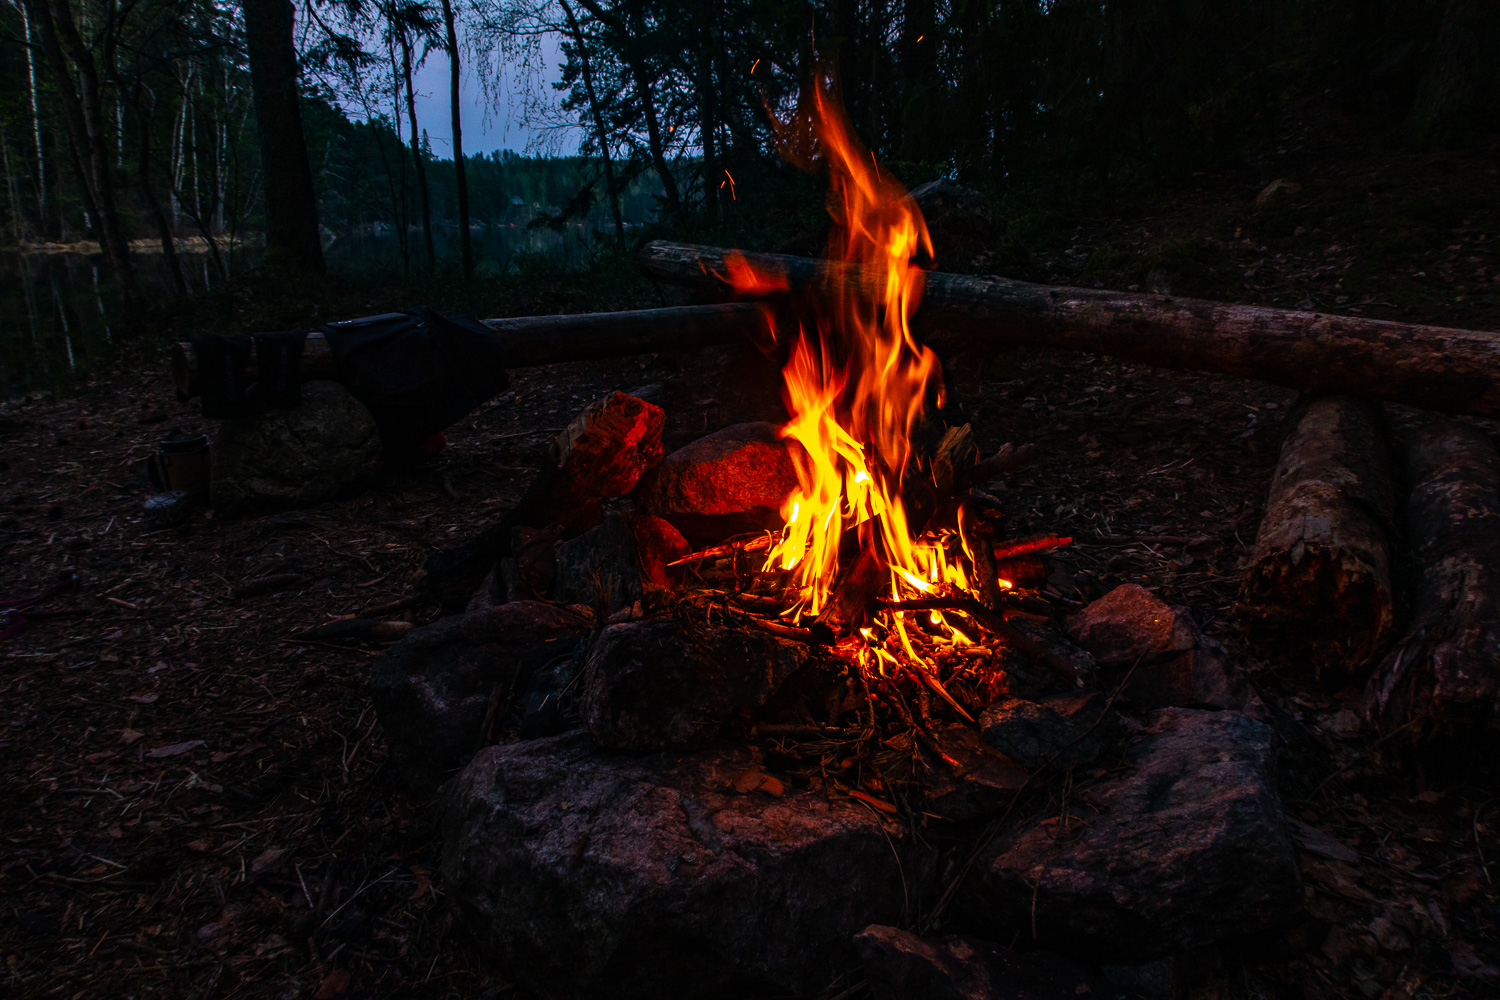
[[148, 434, 211, 502]]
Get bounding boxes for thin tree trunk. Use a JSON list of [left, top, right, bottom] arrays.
[[399, 31, 435, 270], [632, 62, 680, 214], [387, 40, 411, 275], [243, 0, 325, 275], [131, 88, 190, 296], [696, 0, 716, 220], [559, 0, 624, 246], [438, 0, 473, 276], [572, 0, 680, 217], [24, 0, 135, 296], [21, 4, 46, 231]]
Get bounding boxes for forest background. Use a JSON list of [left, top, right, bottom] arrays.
[[1, 0, 1497, 391]]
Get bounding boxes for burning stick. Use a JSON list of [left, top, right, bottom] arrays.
[[990, 533, 1073, 562]]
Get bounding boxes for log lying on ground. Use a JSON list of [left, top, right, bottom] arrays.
[[639, 241, 1500, 419], [1238, 396, 1397, 676], [171, 302, 763, 400], [1367, 420, 1500, 737]]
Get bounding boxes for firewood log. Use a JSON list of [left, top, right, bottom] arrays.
[[1238, 396, 1397, 676], [638, 241, 1500, 419], [171, 303, 764, 400], [1367, 419, 1500, 737]]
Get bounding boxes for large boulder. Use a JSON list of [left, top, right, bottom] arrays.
[[211, 380, 382, 513], [971, 708, 1302, 960], [640, 422, 804, 545], [440, 730, 914, 998], [580, 619, 809, 750], [368, 602, 593, 792]]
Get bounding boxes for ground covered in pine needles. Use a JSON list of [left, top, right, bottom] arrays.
[[3, 108, 1499, 999]]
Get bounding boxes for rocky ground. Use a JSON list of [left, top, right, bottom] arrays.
[[2, 106, 1498, 999]]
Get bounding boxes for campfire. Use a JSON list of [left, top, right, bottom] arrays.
[[662, 79, 1073, 727], [352, 69, 1497, 1000]]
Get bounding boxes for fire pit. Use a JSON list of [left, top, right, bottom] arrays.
[[371, 78, 1304, 998]]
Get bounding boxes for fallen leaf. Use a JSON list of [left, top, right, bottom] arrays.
[[758, 775, 785, 797], [185, 840, 211, 852], [145, 740, 205, 759], [118, 729, 144, 745], [408, 873, 431, 900], [1290, 819, 1359, 863], [127, 692, 159, 704], [315, 967, 350, 999], [250, 846, 287, 875], [730, 769, 765, 794]]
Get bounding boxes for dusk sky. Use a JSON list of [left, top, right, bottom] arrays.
[[342, 32, 581, 159]]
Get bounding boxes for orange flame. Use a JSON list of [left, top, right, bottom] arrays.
[[723, 75, 986, 689]]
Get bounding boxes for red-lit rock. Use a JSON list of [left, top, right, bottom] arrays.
[[640, 421, 805, 544]]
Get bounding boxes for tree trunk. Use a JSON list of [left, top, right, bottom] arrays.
[[400, 31, 436, 270], [23, 0, 135, 296], [132, 91, 191, 297], [632, 62, 680, 215], [638, 241, 1500, 418], [243, 0, 325, 275], [571, 0, 680, 217], [438, 0, 473, 277], [1366, 420, 1500, 738], [21, 3, 47, 231], [1407, 0, 1500, 147], [559, 0, 625, 246], [697, 0, 717, 219], [1238, 396, 1396, 676]]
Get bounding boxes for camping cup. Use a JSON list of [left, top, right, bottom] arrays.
[[149, 434, 211, 502]]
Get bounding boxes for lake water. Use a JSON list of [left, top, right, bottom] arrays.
[[0, 220, 614, 397]]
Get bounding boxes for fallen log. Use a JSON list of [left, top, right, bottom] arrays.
[[638, 241, 1500, 419], [171, 302, 763, 400], [1367, 420, 1500, 737], [1238, 396, 1397, 676]]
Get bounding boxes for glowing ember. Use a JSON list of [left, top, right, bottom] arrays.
[[721, 74, 1011, 708]]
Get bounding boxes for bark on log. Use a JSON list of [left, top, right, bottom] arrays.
[[171, 302, 764, 400], [1238, 396, 1397, 676], [1367, 420, 1500, 737], [638, 241, 1500, 419]]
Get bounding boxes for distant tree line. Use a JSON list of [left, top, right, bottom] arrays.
[[1, 0, 1495, 309]]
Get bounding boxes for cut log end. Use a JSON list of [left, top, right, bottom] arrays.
[[1239, 396, 1396, 676]]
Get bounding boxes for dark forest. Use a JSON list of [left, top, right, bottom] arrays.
[[2, 2, 1499, 999]]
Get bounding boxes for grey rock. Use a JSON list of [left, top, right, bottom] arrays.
[[641, 421, 804, 544], [980, 690, 1116, 770], [921, 725, 1030, 821], [1068, 584, 1244, 710], [855, 925, 1116, 1000], [211, 380, 381, 514], [369, 601, 593, 792], [974, 708, 1301, 959], [580, 619, 807, 750], [143, 490, 193, 528], [440, 730, 913, 997], [552, 512, 642, 612]]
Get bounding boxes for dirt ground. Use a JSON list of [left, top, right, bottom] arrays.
[[3, 108, 1499, 999]]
